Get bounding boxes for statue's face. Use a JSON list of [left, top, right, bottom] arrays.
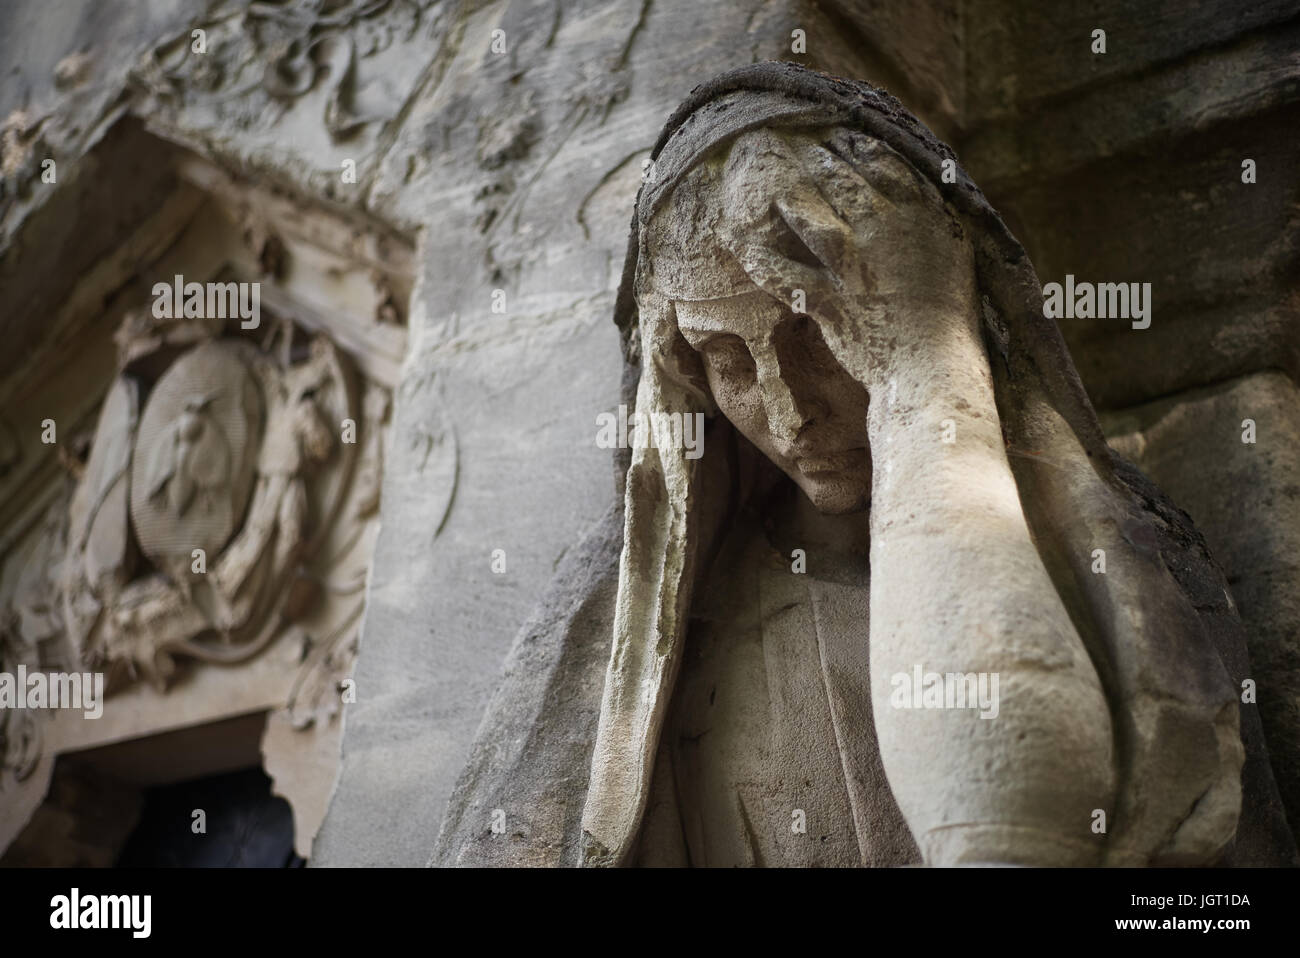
[[646, 126, 979, 516], [676, 289, 872, 514]]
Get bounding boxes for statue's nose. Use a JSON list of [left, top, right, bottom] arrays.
[[753, 346, 811, 445]]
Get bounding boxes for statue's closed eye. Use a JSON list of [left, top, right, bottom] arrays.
[[699, 334, 755, 377]]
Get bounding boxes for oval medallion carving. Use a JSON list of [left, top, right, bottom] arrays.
[[129, 341, 263, 581]]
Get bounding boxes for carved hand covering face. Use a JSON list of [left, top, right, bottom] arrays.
[[437, 63, 1294, 870], [642, 126, 980, 515]]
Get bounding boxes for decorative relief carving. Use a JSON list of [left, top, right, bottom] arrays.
[[0, 152, 406, 856], [0, 499, 66, 787], [0, 109, 52, 216], [131, 0, 446, 145], [0, 293, 388, 738], [52, 312, 365, 691]]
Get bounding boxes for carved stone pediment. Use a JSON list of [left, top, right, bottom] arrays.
[[3, 258, 396, 865]]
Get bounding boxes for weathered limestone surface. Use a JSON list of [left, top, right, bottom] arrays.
[[436, 62, 1295, 867], [1, 0, 1297, 866]]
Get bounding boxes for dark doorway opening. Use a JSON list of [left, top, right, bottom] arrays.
[[117, 766, 302, 868]]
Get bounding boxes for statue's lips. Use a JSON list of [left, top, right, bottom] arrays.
[[795, 449, 867, 477]]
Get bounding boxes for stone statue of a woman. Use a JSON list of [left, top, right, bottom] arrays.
[[435, 62, 1296, 867]]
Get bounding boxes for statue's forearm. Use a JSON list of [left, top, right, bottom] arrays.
[[865, 318, 1116, 866]]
